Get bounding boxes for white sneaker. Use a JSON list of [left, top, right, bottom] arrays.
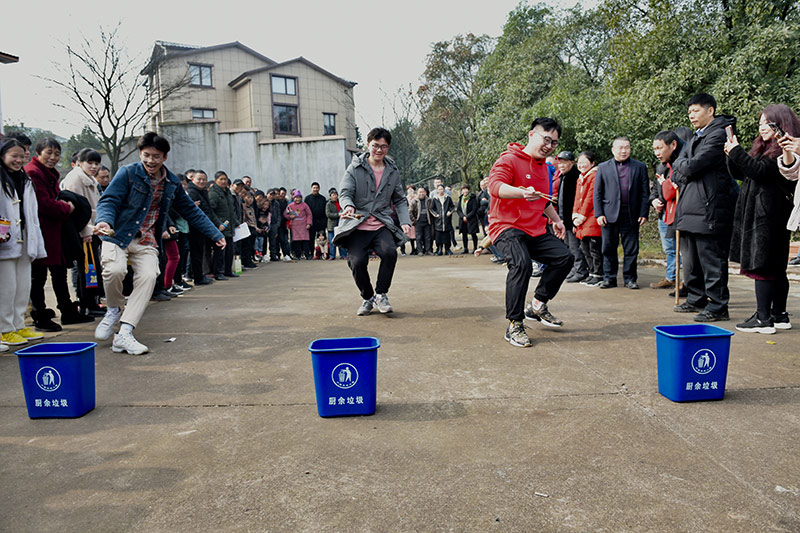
[[0, 343, 8, 353], [374, 293, 393, 314], [282, 255, 292, 262], [261, 256, 271, 263], [95, 308, 122, 340], [357, 298, 374, 316], [112, 332, 148, 355]]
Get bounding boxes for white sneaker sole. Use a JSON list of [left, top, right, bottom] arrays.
[[735, 325, 776, 335], [773, 322, 792, 330], [112, 344, 148, 355]]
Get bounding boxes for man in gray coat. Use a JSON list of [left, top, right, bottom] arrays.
[[333, 127, 412, 315]]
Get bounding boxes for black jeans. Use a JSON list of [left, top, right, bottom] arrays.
[[680, 230, 731, 313], [494, 228, 574, 321], [345, 228, 398, 300], [566, 229, 588, 277], [601, 206, 640, 283], [31, 263, 72, 312], [189, 228, 210, 281], [579, 236, 603, 277], [415, 221, 432, 254], [213, 236, 234, 276]]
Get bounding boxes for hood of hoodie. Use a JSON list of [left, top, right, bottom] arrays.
[[703, 114, 737, 136]]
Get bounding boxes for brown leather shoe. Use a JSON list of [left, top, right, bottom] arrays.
[[650, 278, 675, 289]]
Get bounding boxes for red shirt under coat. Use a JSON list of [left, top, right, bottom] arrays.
[[488, 143, 551, 242]]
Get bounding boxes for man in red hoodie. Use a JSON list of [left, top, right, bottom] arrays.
[[488, 117, 574, 347]]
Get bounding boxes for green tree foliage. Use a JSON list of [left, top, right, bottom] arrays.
[[415, 0, 800, 176], [416, 33, 494, 186]]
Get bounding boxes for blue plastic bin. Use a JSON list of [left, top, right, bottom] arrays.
[[653, 324, 733, 402], [16, 342, 97, 418], [308, 337, 379, 417]]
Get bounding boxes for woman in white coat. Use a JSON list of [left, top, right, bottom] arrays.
[[0, 139, 47, 348]]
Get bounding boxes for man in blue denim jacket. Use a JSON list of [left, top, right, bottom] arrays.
[[93, 132, 225, 355]]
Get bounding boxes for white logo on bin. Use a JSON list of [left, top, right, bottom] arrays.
[[332, 363, 358, 389], [35, 366, 61, 392], [691, 349, 716, 375]]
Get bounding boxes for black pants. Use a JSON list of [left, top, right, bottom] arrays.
[[31, 263, 72, 312], [566, 229, 588, 277], [175, 232, 189, 284], [435, 229, 451, 253], [680, 230, 731, 313], [213, 236, 234, 276], [345, 228, 398, 300], [755, 275, 789, 320], [291, 239, 311, 259], [189, 229, 210, 281], [460, 223, 478, 253], [579, 236, 603, 277], [415, 221, 432, 254], [601, 206, 640, 283], [494, 228, 574, 321]]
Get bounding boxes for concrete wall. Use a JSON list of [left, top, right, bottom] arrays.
[[141, 121, 349, 194]]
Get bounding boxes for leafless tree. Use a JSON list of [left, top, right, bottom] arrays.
[[42, 24, 190, 174]]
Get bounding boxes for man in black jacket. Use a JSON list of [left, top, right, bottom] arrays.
[[594, 137, 650, 289], [557, 151, 587, 283], [304, 182, 328, 237], [672, 93, 738, 322], [186, 170, 223, 285], [649, 131, 686, 289]]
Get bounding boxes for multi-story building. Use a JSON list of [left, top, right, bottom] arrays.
[[140, 41, 358, 192]]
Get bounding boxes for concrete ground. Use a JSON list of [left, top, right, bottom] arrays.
[[1, 254, 798, 532]]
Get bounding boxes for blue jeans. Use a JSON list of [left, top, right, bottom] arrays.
[[328, 230, 347, 258], [658, 217, 676, 281]]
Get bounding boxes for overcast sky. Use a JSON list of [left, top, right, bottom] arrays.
[[1, 0, 580, 139]]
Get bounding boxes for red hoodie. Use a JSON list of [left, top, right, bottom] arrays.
[[488, 142, 550, 241]]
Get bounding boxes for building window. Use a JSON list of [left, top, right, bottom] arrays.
[[271, 75, 297, 95], [274, 105, 298, 134], [323, 113, 336, 135], [189, 64, 212, 87], [192, 108, 215, 119]]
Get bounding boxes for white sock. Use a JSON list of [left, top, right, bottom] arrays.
[[108, 306, 121, 315], [533, 299, 544, 311], [119, 322, 134, 336]]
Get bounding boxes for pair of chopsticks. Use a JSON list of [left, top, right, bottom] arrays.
[[523, 187, 557, 202]]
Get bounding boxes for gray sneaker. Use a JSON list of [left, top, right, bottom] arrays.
[[505, 320, 532, 347], [357, 298, 374, 316], [374, 293, 393, 314], [524, 302, 563, 328]]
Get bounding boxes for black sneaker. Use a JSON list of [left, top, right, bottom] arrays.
[[771, 312, 792, 330], [524, 302, 563, 328], [566, 273, 588, 283], [34, 318, 62, 332], [581, 275, 602, 287], [674, 301, 702, 313], [598, 280, 617, 289], [505, 320, 532, 347], [151, 292, 171, 302], [789, 256, 800, 266], [694, 309, 729, 322], [736, 312, 776, 334]]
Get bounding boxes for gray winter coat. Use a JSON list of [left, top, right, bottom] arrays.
[[332, 153, 410, 247]]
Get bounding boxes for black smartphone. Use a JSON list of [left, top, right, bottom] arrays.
[[768, 122, 785, 137]]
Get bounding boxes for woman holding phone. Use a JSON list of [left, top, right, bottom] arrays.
[[724, 104, 799, 334]]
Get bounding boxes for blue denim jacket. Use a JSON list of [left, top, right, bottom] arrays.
[[95, 162, 223, 248]]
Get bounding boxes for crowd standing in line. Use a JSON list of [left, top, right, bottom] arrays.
[[1, 92, 800, 353]]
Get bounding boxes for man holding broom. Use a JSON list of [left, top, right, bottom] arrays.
[[650, 130, 686, 291], [487, 118, 574, 348]]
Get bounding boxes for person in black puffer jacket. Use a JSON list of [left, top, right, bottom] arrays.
[[672, 93, 739, 322]]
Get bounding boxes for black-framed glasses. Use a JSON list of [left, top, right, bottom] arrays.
[[534, 131, 559, 148]]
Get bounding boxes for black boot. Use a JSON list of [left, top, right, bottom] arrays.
[[59, 302, 95, 325], [32, 308, 62, 332]]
